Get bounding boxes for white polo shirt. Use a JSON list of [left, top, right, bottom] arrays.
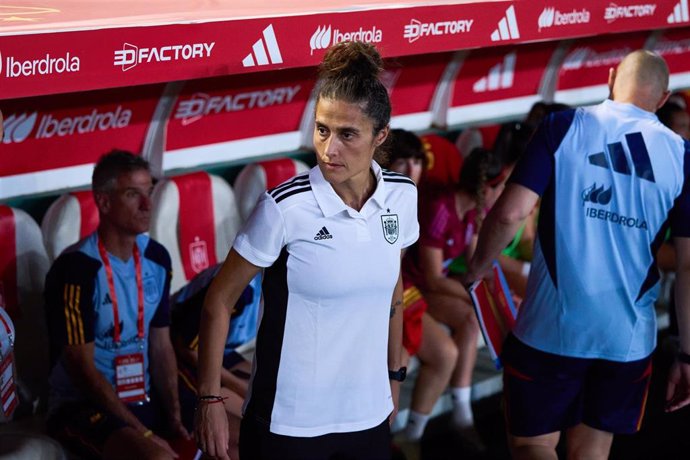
[[234, 160, 419, 437]]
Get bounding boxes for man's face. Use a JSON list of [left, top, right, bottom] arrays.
[[98, 169, 153, 236]]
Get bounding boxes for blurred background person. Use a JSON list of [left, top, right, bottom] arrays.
[[385, 129, 458, 449], [401, 147, 505, 450], [657, 100, 690, 140]]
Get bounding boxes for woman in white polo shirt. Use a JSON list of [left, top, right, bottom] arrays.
[[194, 41, 419, 460]]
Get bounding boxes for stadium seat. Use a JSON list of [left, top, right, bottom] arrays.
[[0, 205, 50, 411], [41, 191, 99, 262], [150, 171, 241, 293], [455, 124, 501, 159], [233, 157, 310, 221]]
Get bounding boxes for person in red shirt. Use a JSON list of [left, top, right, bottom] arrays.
[[385, 129, 459, 445], [402, 147, 505, 444]]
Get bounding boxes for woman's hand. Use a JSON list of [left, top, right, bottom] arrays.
[[194, 401, 230, 459], [389, 380, 401, 426]]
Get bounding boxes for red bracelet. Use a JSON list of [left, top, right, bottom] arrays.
[[196, 395, 228, 404]]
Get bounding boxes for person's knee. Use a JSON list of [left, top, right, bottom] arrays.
[[448, 307, 478, 332], [438, 338, 459, 371], [510, 433, 559, 449], [146, 450, 176, 460], [103, 428, 175, 460], [567, 443, 610, 460], [130, 441, 176, 460], [566, 424, 613, 460], [509, 433, 560, 460], [458, 311, 480, 338]]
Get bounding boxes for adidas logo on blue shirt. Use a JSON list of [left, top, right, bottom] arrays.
[[314, 226, 333, 241]]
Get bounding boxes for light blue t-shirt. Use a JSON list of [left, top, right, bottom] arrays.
[[510, 100, 690, 361], [171, 264, 261, 358], [45, 232, 171, 410]]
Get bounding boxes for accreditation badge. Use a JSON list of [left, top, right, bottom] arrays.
[[114, 353, 147, 404], [0, 351, 18, 421]]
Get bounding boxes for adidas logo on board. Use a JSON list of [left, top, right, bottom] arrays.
[[491, 5, 520, 42], [668, 0, 689, 23], [242, 24, 283, 68], [472, 52, 516, 92]]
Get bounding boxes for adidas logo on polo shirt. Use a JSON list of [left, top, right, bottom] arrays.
[[314, 226, 333, 240]]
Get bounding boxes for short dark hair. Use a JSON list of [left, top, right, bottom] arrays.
[[458, 147, 504, 197], [656, 101, 686, 130], [493, 121, 533, 167], [388, 129, 425, 165], [92, 150, 150, 193]]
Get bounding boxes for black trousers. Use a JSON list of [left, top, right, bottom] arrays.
[[239, 415, 391, 460]]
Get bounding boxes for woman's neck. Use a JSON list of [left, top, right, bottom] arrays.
[[333, 169, 377, 212]]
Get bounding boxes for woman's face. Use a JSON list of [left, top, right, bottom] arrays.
[[313, 98, 388, 188], [390, 157, 423, 184]]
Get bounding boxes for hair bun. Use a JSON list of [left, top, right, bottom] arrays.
[[319, 41, 383, 80]]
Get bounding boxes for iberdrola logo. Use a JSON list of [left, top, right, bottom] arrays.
[[582, 183, 613, 205]]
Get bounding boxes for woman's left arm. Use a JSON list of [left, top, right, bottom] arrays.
[[387, 254, 404, 424]]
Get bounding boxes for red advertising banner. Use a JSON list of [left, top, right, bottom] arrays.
[[554, 32, 648, 106], [164, 68, 315, 170], [386, 53, 451, 129], [0, 0, 686, 100], [1, 86, 163, 176], [451, 43, 554, 106], [651, 27, 690, 89], [166, 68, 314, 150], [0, 85, 163, 199], [447, 42, 556, 125]]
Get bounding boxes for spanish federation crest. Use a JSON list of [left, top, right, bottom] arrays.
[[189, 237, 210, 274], [381, 214, 399, 244]]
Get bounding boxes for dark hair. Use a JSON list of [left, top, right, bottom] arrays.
[[317, 41, 391, 135], [525, 101, 570, 127], [657, 101, 686, 130], [458, 147, 504, 227], [492, 121, 533, 167], [92, 150, 150, 193], [387, 129, 425, 166]]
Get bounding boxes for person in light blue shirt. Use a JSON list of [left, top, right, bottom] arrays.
[[45, 151, 190, 460], [464, 50, 690, 460]]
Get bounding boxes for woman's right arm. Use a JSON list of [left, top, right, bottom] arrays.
[[418, 245, 471, 301], [195, 249, 261, 459]]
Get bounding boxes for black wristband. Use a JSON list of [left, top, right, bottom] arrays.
[[388, 367, 407, 382], [197, 394, 225, 402], [677, 351, 690, 364]]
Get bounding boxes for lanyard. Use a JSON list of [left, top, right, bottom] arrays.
[[97, 238, 145, 345], [0, 309, 12, 359], [0, 306, 14, 362]]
